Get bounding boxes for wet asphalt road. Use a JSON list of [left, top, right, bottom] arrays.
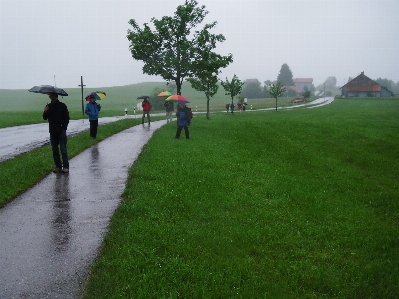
[[0, 116, 133, 162], [0, 120, 166, 299]]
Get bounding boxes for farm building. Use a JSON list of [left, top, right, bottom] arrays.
[[293, 78, 313, 91], [340, 72, 392, 97], [285, 86, 303, 95]]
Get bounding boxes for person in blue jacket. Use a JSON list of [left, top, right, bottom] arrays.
[[85, 95, 101, 138], [175, 101, 191, 139]]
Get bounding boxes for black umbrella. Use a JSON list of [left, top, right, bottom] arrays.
[[137, 95, 149, 100], [28, 85, 68, 96]]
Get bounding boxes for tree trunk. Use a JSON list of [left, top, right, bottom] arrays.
[[176, 78, 182, 95], [207, 98, 210, 119]]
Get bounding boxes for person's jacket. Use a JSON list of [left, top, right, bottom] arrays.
[[176, 106, 191, 127], [164, 101, 174, 112], [43, 100, 70, 135], [142, 100, 152, 111], [85, 101, 101, 121]]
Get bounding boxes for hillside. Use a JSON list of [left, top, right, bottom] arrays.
[[0, 82, 231, 113]]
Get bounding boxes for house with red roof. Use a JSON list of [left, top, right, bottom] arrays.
[[293, 78, 313, 91], [340, 72, 392, 97]]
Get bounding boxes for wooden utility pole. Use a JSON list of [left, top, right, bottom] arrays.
[[78, 76, 86, 115]]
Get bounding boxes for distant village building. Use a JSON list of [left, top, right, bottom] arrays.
[[293, 78, 313, 91], [284, 86, 303, 94], [340, 72, 392, 97]]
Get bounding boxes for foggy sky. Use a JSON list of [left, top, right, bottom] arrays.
[[0, 0, 398, 90]]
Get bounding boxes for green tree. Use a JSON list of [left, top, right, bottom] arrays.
[[187, 74, 219, 120], [324, 76, 337, 90], [241, 80, 262, 99], [268, 81, 286, 111], [264, 80, 274, 86], [126, 0, 232, 95], [286, 88, 297, 97], [165, 82, 177, 94], [262, 80, 274, 98], [261, 85, 270, 98], [302, 89, 311, 99], [375, 78, 393, 92], [187, 32, 232, 119], [149, 87, 166, 111], [277, 63, 294, 86], [221, 75, 244, 109]]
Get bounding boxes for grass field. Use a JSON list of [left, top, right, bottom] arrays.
[[1, 94, 398, 298], [0, 82, 317, 128], [79, 98, 397, 298]]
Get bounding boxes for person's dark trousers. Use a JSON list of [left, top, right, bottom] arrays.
[[50, 130, 69, 169], [142, 111, 150, 124], [89, 119, 98, 138], [176, 125, 190, 139]]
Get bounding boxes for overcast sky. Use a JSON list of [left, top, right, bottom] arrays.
[[1, 0, 398, 90]]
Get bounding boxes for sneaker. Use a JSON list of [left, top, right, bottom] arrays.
[[62, 168, 69, 173], [53, 168, 62, 173]]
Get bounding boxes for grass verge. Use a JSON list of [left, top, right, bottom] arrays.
[[81, 98, 399, 298], [0, 117, 147, 208]]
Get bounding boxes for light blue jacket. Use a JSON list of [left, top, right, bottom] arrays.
[[85, 102, 101, 121]]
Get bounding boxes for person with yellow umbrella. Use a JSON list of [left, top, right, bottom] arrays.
[[158, 91, 174, 123]]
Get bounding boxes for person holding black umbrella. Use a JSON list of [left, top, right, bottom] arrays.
[[43, 92, 70, 173]]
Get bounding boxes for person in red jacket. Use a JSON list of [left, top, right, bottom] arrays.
[[141, 98, 152, 125]]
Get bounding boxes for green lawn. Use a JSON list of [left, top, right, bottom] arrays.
[[81, 98, 399, 298], [0, 82, 318, 128], [1, 96, 398, 298]]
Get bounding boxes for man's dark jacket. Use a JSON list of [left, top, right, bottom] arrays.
[[43, 100, 70, 135]]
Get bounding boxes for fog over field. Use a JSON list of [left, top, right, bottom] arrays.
[[0, 0, 398, 90]]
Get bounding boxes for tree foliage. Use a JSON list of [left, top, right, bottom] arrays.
[[375, 78, 393, 92], [221, 75, 244, 103], [149, 87, 166, 111], [186, 29, 232, 119], [324, 76, 337, 90], [126, 0, 232, 95], [277, 63, 294, 86], [187, 75, 219, 120], [286, 88, 297, 97], [302, 90, 311, 99], [241, 80, 262, 99], [268, 81, 286, 111]]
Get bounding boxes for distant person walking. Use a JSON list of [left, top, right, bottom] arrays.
[[43, 92, 70, 173], [225, 103, 230, 113], [164, 100, 174, 123], [85, 95, 101, 138], [141, 98, 152, 126], [230, 102, 235, 114], [175, 101, 191, 139]]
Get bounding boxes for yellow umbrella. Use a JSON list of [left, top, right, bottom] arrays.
[[157, 91, 173, 97]]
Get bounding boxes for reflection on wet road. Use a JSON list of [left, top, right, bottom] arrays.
[[0, 121, 166, 299], [0, 99, 334, 163], [0, 116, 130, 162]]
